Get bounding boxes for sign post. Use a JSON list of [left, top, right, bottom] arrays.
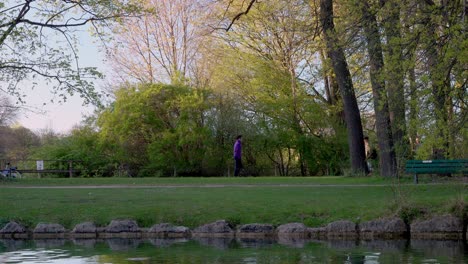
[[36, 160, 44, 178]]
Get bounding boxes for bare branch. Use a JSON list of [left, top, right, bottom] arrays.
[[18, 15, 123, 29], [225, 0, 257, 32]]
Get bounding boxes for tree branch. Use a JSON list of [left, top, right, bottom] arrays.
[[18, 15, 123, 29], [0, 0, 32, 46], [225, 0, 257, 32]]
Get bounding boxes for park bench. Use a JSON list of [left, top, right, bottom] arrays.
[[405, 159, 468, 184]]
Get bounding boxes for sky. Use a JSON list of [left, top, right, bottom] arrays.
[[17, 94, 96, 134], [14, 32, 107, 134]]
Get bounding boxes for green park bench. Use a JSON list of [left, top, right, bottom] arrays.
[[405, 159, 468, 184]]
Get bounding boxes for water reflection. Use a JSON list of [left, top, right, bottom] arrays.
[[193, 236, 235, 250], [0, 237, 466, 263], [35, 239, 66, 248], [72, 238, 97, 248], [411, 240, 467, 261], [237, 237, 276, 248], [278, 236, 312, 248], [149, 238, 188, 247], [106, 238, 142, 251], [360, 239, 408, 252]]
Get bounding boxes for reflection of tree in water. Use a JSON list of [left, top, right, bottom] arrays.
[[34, 239, 66, 248], [236, 237, 276, 248], [0, 238, 467, 263], [193, 237, 235, 250], [149, 238, 188, 247], [0, 239, 28, 251], [410, 240, 468, 262], [106, 238, 142, 251], [72, 239, 97, 248]]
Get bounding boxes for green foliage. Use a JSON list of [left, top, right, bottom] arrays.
[[207, 46, 349, 176], [0, 0, 144, 105], [447, 196, 467, 222], [8, 0, 467, 178], [31, 126, 112, 177], [98, 83, 211, 176], [395, 204, 427, 225]]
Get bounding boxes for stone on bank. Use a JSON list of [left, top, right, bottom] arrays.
[[33, 223, 66, 239], [0, 221, 28, 239], [359, 217, 408, 239], [236, 223, 275, 238], [102, 219, 141, 238], [192, 220, 234, 237], [326, 220, 358, 239], [411, 215, 464, 240], [148, 223, 190, 238], [71, 222, 98, 238]]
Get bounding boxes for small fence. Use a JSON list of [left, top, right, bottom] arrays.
[[0, 159, 82, 178], [0, 160, 340, 178]]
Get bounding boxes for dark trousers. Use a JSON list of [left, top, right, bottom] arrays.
[[234, 158, 243, 176]]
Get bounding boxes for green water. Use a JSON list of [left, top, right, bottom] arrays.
[[0, 237, 467, 263]]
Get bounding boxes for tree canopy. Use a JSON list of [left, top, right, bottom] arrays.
[[0, 0, 141, 104], [2, 0, 466, 177]]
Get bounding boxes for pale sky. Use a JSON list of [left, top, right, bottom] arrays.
[[17, 95, 96, 134], [15, 31, 107, 134]]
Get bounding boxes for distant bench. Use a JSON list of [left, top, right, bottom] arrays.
[[405, 159, 468, 184]]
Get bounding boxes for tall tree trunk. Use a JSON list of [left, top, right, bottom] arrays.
[[320, 0, 368, 174], [422, 1, 449, 159], [289, 65, 308, 176], [320, 49, 338, 105], [402, 0, 419, 158], [380, 0, 408, 168], [321, 49, 345, 125], [408, 65, 419, 156], [360, 1, 397, 177]]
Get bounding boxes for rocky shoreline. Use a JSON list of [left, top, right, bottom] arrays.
[[1, 215, 466, 241]]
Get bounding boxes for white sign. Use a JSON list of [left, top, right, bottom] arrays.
[[36, 160, 44, 170]]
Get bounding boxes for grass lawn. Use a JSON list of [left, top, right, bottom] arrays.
[[0, 176, 466, 229], [0, 174, 440, 186]]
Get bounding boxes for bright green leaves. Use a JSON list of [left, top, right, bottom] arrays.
[[97, 83, 210, 176]]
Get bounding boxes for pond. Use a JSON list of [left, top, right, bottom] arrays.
[[0, 237, 467, 263]]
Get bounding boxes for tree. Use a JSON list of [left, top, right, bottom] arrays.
[[207, 39, 347, 175], [31, 125, 113, 177], [0, 125, 40, 161], [107, 0, 204, 85], [419, 0, 466, 159], [98, 83, 210, 176], [358, 0, 397, 177], [379, 0, 407, 167], [0, 95, 19, 125], [218, 0, 321, 175], [401, 0, 466, 160], [0, 0, 140, 104], [378, 1, 417, 160], [319, 0, 367, 174]]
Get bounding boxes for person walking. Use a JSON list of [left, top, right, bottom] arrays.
[[233, 135, 243, 176]]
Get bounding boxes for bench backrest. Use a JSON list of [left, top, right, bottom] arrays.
[[405, 160, 468, 174]]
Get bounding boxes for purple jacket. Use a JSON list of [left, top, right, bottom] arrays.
[[233, 139, 242, 159]]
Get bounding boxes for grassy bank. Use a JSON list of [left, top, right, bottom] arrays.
[[0, 177, 466, 229]]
